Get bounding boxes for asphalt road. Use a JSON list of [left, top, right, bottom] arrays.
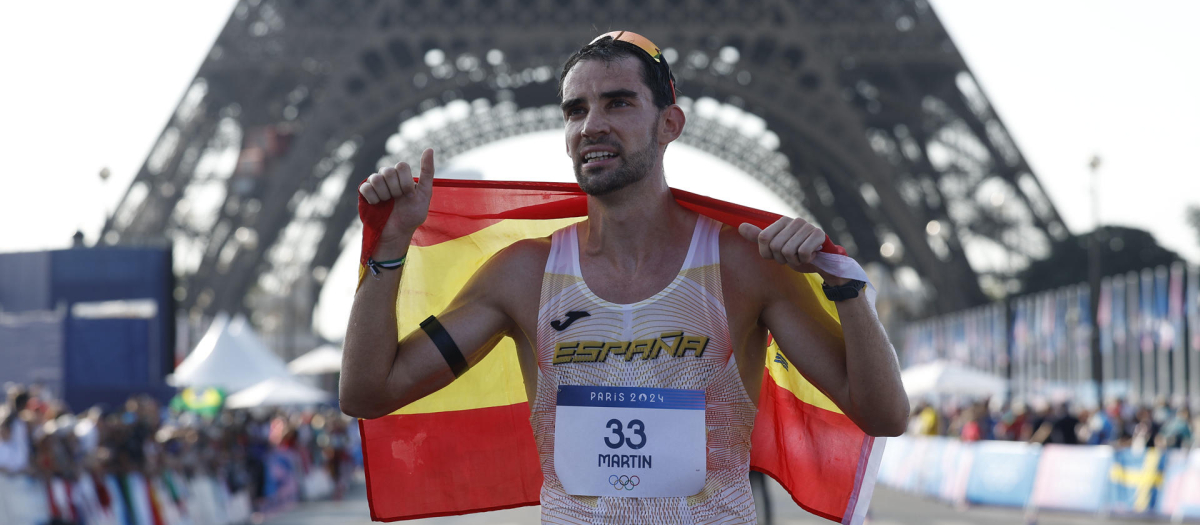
[[263, 475, 1160, 525]]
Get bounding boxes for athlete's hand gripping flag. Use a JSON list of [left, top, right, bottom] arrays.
[[353, 151, 884, 524]]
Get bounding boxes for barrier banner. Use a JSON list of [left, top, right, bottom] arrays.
[[877, 436, 973, 504], [917, 436, 949, 497], [0, 474, 48, 525], [1158, 449, 1190, 516], [936, 439, 974, 504], [1165, 449, 1200, 519], [1109, 447, 1166, 514], [964, 441, 1041, 507], [897, 436, 932, 492], [876, 435, 911, 488], [1029, 444, 1111, 513]]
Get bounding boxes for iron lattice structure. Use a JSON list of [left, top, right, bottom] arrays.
[[104, 0, 1067, 325]]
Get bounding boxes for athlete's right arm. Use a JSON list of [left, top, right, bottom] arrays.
[[339, 149, 511, 419]]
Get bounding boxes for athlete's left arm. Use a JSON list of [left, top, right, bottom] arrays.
[[735, 217, 909, 437]]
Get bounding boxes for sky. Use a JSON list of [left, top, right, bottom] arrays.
[[2, 1, 1198, 336]]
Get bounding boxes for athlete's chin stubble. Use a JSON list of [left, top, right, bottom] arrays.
[[574, 149, 653, 196], [574, 127, 658, 197]]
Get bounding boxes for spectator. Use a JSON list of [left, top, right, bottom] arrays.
[[1022, 400, 1050, 442], [976, 400, 997, 440], [73, 406, 103, 456], [908, 400, 939, 436], [1130, 407, 1161, 450], [1080, 406, 1116, 445], [994, 401, 1028, 441], [1031, 402, 1080, 445], [0, 382, 359, 524], [1151, 395, 1172, 425], [959, 406, 983, 442], [1158, 407, 1193, 449], [0, 387, 32, 475]]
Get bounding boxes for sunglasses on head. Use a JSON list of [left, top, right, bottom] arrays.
[[590, 30, 676, 104]]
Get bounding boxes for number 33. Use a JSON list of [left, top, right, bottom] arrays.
[[604, 419, 646, 450]]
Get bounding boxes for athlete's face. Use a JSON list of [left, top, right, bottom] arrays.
[[561, 57, 663, 196]]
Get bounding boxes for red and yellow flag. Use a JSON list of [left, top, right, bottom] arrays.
[[355, 179, 885, 524]]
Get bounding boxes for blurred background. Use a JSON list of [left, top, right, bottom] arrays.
[[1, 0, 1199, 524]]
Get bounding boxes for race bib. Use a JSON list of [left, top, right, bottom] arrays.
[[553, 385, 706, 497]]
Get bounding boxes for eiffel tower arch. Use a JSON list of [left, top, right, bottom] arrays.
[[104, 0, 1067, 333]]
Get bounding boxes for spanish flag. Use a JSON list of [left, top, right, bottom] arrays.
[[355, 179, 885, 524]]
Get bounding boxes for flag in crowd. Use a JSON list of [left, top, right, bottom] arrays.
[[1054, 291, 1068, 379], [1115, 274, 1132, 394], [1012, 298, 1028, 392], [1075, 286, 1091, 359], [1190, 265, 1200, 404], [1169, 264, 1186, 399], [990, 304, 1006, 370], [1141, 270, 1155, 356], [1157, 268, 1174, 351], [1100, 278, 1114, 393], [1072, 286, 1092, 387], [1114, 275, 1128, 349], [1039, 293, 1050, 369]]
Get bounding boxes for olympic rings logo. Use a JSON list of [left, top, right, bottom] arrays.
[[608, 474, 640, 491]]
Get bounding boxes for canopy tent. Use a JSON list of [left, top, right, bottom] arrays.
[[900, 359, 1007, 399], [288, 344, 343, 375], [170, 313, 291, 392], [225, 376, 334, 408]]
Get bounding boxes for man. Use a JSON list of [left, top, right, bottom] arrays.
[[1030, 401, 1080, 445], [341, 31, 907, 523]]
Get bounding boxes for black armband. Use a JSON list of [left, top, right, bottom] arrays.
[[419, 315, 468, 378]]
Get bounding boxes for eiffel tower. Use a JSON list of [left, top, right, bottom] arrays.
[[103, 0, 1067, 329]]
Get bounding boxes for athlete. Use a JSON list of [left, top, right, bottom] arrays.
[[341, 31, 908, 523]]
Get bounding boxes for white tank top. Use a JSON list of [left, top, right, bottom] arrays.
[[531, 216, 758, 524]]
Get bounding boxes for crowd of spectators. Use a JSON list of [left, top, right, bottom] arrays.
[[0, 383, 358, 525], [908, 395, 1198, 449]]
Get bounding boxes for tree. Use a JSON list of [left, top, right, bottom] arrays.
[[1018, 225, 1180, 295]]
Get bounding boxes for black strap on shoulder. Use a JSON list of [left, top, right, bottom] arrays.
[[419, 315, 468, 378]]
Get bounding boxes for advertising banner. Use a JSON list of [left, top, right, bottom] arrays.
[[1168, 264, 1185, 400], [876, 435, 911, 488], [964, 441, 1041, 507], [1029, 444, 1111, 513], [1164, 449, 1200, 520], [897, 436, 933, 492], [1158, 449, 1190, 517], [936, 439, 975, 504], [917, 437, 949, 497]]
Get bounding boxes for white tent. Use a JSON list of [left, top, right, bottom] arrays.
[[170, 313, 291, 392], [225, 376, 334, 408], [288, 344, 343, 375], [901, 360, 1007, 399]]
